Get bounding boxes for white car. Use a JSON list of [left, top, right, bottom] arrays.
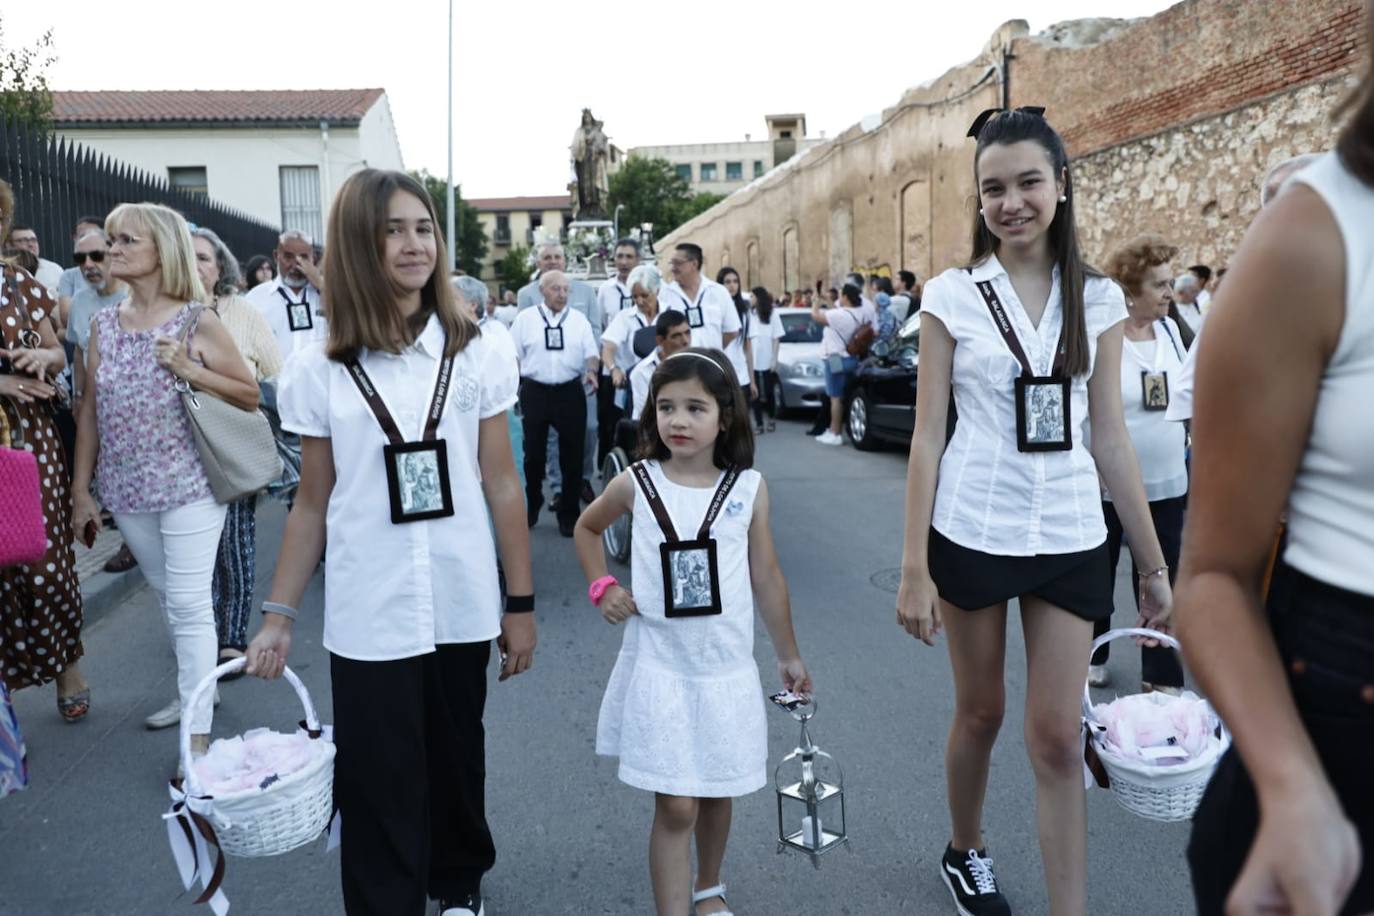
[[770, 307, 826, 413]]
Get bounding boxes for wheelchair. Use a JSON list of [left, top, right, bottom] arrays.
[[599, 324, 660, 564]]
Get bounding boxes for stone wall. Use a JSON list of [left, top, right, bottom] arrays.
[[656, 0, 1364, 291]]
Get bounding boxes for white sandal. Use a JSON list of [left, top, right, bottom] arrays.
[[691, 883, 735, 916]]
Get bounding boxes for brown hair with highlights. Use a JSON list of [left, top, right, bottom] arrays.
[[1335, 4, 1374, 186], [324, 169, 477, 362], [1105, 234, 1179, 297]]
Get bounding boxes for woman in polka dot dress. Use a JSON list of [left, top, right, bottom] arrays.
[[0, 252, 90, 722]]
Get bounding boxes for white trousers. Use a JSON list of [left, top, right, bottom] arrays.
[[113, 497, 227, 733]]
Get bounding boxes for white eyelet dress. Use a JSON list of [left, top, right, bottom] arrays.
[[596, 461, 768, 797]]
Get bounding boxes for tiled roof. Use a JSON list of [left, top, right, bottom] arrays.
[[52, 89, 385, 126], [467, 195, 571, 212]]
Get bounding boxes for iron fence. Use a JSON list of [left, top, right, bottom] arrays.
[[0, 113, 281, 264]]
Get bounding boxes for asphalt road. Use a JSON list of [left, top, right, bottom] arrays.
[[0, 419, 1196, 915]]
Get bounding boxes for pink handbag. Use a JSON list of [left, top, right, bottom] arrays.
[[0, 406, 48, 568]]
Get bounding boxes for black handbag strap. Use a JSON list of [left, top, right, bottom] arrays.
[[972, 276, 1065, 377], [630, 461, 741, 543], [344, 329, 455, 446]]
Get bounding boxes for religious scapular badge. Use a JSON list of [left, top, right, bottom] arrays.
[[1130, 320, 1183, 411], [631, 461, 740, 618], [279, 288, 314, 332], [540, 306, 566, 350], [344, 332, 456, 524], [972, 277, 1072, 453], [677, 289, 706, 329]]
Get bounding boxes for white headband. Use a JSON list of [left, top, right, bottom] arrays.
[[662, 351, 727, 373]]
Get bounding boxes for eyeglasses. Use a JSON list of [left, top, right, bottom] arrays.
[[73, 250, 107, 264]]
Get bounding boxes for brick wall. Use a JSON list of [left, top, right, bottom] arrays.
[[656, 0, 1366, 294]]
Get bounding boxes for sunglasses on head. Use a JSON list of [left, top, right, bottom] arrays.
[[73, 250, 107, 264]]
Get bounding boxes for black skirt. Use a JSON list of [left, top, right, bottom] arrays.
[[928, 527, 1112, 621]]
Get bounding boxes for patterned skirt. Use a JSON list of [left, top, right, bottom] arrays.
[[1, 399, 84, 689]]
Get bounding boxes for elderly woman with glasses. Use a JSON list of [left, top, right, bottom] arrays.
[[191, 227, 283, 675]]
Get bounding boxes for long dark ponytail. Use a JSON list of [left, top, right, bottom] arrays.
[[1335, 6, 1373, 186], [752, 286, 774, 323], [968, 110, 1100, 377]]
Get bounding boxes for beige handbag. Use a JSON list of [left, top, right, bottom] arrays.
[[174, 307, 283, 503]]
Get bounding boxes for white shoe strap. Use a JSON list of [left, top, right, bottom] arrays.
[[691, 883, 727, 904]]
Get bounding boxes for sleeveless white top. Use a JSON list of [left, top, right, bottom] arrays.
[[595, 461, 768, 797], [1284, 152, 1374, 597]]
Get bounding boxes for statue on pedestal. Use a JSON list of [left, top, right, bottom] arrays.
[[570, 108, 610, 220]]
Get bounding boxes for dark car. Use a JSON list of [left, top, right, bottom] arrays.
[[845, 312, 921, 450]]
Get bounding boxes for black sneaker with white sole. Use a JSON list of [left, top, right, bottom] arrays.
[[940, 844, 1011, 916]]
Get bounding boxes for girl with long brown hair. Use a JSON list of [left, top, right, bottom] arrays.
[[894, 110, 1171, 915], [245, 169, 534, 916]]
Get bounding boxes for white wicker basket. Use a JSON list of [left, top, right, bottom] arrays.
[[1082, 627, 1229, 822], [177, 657, 336, 858]]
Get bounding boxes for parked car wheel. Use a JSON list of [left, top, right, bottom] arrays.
[[846, 391, 882, 451]]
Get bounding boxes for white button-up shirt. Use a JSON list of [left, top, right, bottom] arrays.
[[277, 313, 519, 661], [597, 277, 635, 333], [658, 278, 740, 351], [245, 277, 329, 363], [602, 306, 655, 374], [511, 302, 599, 384], [629, 350, 661, 420], [922, 256, 1127, 556], [1175, 301, 1205, 335]]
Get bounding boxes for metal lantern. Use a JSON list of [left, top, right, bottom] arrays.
[[773, 698, 848, 865]]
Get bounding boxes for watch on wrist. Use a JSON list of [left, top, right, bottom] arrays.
[[589, 575, 619, 607]]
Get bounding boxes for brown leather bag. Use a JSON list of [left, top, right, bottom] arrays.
[[844, 311, 876, 358]]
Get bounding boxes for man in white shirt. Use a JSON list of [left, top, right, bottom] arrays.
[[1172, 273, 1205, 334], [891, 269, 920, 321], [596, 238, 640, 332], [593, 239, 643, 461], [511, 271, 600, 537], [657, 242, 740, 351], [5, 224, 63, 294], [629, 309, 692, 422], [56, 215, 106, 322], [1189, 264, 1213, 310], [245, 230, 329, 362], [516, 241, 601, 503]]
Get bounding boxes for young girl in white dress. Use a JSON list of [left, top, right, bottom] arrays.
[[574, 347, 811, 916]]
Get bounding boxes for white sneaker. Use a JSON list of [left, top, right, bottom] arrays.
[[816, 431, 843, 446], [438, 894, 484, 915], [144, 689, 221, 730], [1087, 664, 1110, 688]]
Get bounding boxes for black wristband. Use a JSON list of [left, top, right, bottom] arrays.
[[505, 594, 535, 614]]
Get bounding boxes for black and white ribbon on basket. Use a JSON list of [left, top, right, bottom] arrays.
[[162, 657, 339, 913]]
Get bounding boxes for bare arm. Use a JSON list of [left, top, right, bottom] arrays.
[[478, 411, 536, 681], [158, 310, 259, 410], [895, 312, 953, 644], [70, 322, 103, 538], [245, 436, 333, 678], [810, 301, 831, 326], [574, 470, 639, 623], [1174, 187, 1358, 914], [1087, 321, 1170, 628], [748, 479, 811, 693]]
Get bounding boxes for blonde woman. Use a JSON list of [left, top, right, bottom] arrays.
[[192, 226, 283, 676], [71, 203, 258, 765]]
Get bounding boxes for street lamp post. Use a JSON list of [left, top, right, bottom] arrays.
[[613, 203, 625, 242], [446, 0, 456, 272]]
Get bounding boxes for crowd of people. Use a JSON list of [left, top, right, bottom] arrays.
[[1, 8, 1371, 914]]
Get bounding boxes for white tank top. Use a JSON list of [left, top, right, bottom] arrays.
[[1283, 151, 1374, 597]]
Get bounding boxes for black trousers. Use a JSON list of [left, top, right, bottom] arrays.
[[1188, 563, 1374, 914], [1091, 497, 1186, 687], [520, 378, 586, 524], [752, 370, 779, 425], [596, 374, 623, 465], [331, 643, 495, 916]]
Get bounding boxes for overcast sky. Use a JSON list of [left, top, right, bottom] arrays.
[[11, 0, 1175, 199]]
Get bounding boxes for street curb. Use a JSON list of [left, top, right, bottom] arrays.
[[79, 566, 147, 628]]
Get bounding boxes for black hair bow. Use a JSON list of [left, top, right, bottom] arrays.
[[966, 106, 1047, 139]]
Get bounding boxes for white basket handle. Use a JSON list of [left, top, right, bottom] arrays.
[[178, 657, 324, 797], [1082, 627, 1181, 719]]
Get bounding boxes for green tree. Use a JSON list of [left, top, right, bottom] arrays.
[[673, 192, 726, 228], [0, 15, 56, 130], [607, 156, 694, 237], [495, 245, 534, 294], [408, 169, 488, 277]]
